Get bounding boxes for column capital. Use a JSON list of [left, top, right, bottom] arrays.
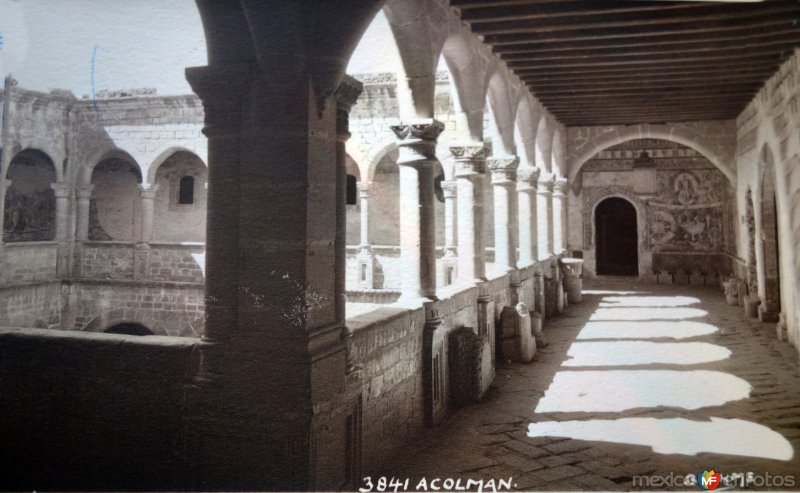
[[139, 183, 160, 199], [553, 177, 568, 195], [440, 180, 458, 198], [357, 181, 371, 197], [76, 184, 95, 200], [50, 182, 71, 198], [185, 63, 254, 136], [451, 145, 488, 176], [537, 172, 555, 193], [488, 156, 519, 184], [517, 167, 540, 188], [334, 75, 363, 142], [391, 119, 445, 168]]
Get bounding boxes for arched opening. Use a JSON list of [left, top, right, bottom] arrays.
[[153, 151, 207, 242], [595, 197, 638, 276], [105, 323, 154, 336], [4, 149, 57, 242], [89, 157, 143, 241], [760, 157, 781, 320]]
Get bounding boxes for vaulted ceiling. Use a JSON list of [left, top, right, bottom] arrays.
[[452, 0, 800, 126]]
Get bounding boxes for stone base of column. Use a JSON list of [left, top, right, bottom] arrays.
[[500, 303, 536, 363], [758, 303, 780, 323], [560, 258, 584, 303], [532, 311, 547, 348], [776, 313, 789, 341]]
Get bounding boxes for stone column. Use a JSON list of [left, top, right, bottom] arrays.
[[441, 180, 458, 285], [516, 168, 539, 267], [75, 185, 94, 241], [51, 182, 71, 277], [452, 145, 488, 283], [488, 156, 519, 273], [357, 182, 371, 250], [335, 76, 363, 322], [355, 181, 378, 289], [391, 120, 444, 301], [138, 183, 159, 243], [552, 177, 568, 254], [537, 173, 554, 260]]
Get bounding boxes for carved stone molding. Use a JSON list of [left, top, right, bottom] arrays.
[[537, 172, 555, 193], [517, 167, 541, 188], [356, 181, 371, 197], [335, 75, 364, 140], [488, 156, 520, 183], [451, 145, 488, 176], [440, 180, 458, 198], [391, 119, 445, 166], [553, 177, 568, 195]]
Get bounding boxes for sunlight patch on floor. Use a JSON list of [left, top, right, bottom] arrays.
[[590, 307, 708, 321], [564, 341, 730, 366], [576, 321, 719, 340], [534, 370, 751, 413], [599, 296, 701, 307], [528, 417, 793, 461]]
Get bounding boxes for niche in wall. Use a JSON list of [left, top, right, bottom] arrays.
[[4, 149, 57, 242]]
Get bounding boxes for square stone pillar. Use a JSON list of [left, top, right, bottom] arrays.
[[392, 120, 444, 302], [516, 168, 539, 267], [552, 177, 568, 254], [488, 156, 519, 273], [452, 145, 488, 284], [537, 173, 554, 260]]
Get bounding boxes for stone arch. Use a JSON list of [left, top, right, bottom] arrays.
[[152, 150, 208, 243], [89, 153, 144, 242], [79, 148, 143, 186], [569, 125, 734, 185], [366, 140, 398, 182], [84, 312, 166, 336], [757, 144, 782, 321], [551, 128, 566, 178], [582, 187, 650, 277], [346, 153, 362, 182], [535, 115, 553, 173], [3, 146, 63, 182], [146, 146, 206, 185], [3, 149, 59, 242], [441, 29, 490, 142], [486, 68, 518, 156], [514, 95, 540, 168]]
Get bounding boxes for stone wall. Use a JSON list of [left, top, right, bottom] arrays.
[[569, 138, 734, 281]]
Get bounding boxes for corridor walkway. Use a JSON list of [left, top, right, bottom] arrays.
[[382, 279, 800, 491]]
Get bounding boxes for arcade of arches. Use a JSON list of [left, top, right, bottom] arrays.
[[2, 1, 800, 490]]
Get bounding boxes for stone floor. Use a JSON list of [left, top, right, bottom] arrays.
[[381, 277, 800, 491]]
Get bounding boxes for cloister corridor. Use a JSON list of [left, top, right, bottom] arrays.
[[385, 279, 800, 491]]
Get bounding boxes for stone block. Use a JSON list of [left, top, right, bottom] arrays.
[[499, 304, 536, 363]]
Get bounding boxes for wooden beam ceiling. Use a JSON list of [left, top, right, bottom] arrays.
[[451, 0, 800, 125]]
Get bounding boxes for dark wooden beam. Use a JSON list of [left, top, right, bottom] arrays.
[[531, 83, 763, 98], [515, 59, 780, 78], [506, 52, 781, 71], [459, 0, 709, 22], [471, 3, 800, 36], [524, 72, 773, 89]]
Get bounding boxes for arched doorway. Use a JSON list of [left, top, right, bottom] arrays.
[[595, 197, 638, 276]]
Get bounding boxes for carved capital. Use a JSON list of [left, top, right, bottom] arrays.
[[488, 156, 519, 183], [185, 63, 253, 136], [76, 184, 95, 200], [537, 172, 555, 192], [139, 183, 160, 199], [391, 119, 444, 167], [553, 177, 568, 195], [440, 180, 458, 198], [335, 75, 363, 141], [50, 182, 71, 199], [451, 145, 488, 176], [357, 181, 371, 197], [516, 167, 540, 186]]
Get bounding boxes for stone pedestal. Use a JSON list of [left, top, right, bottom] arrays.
[[560, 258, 584, 303], [452, 145, 488, 283], [723, 278, 739, 306], [532, 311, 547, 348], [500, 303, 536, 363], [516, 168, 539, 267]]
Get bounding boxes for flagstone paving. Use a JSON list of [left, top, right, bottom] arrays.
[[376, 278, 800, 491]]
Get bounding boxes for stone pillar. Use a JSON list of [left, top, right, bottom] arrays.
[[488, 156, 519, 272], [75, 185, 94, 241], [452, 145, 488, 283], [561, 258, 583, 303], [355, 181, 378, 289], [138, 183, 159, 243], [517, 168, 539, 267], [51, 182, 71, 277], [391, 120, 444, 301], [537, 173, 554, 260], [441, 180, 458, 285], [552, 177, 568, 254], [335, 76, 363, 322]]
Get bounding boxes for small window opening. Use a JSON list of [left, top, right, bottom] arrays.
[[360, 263, 368, 282], [179, 176, 195, 204], [445, 266, 454, 286], [347, 175, 357, 205]]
